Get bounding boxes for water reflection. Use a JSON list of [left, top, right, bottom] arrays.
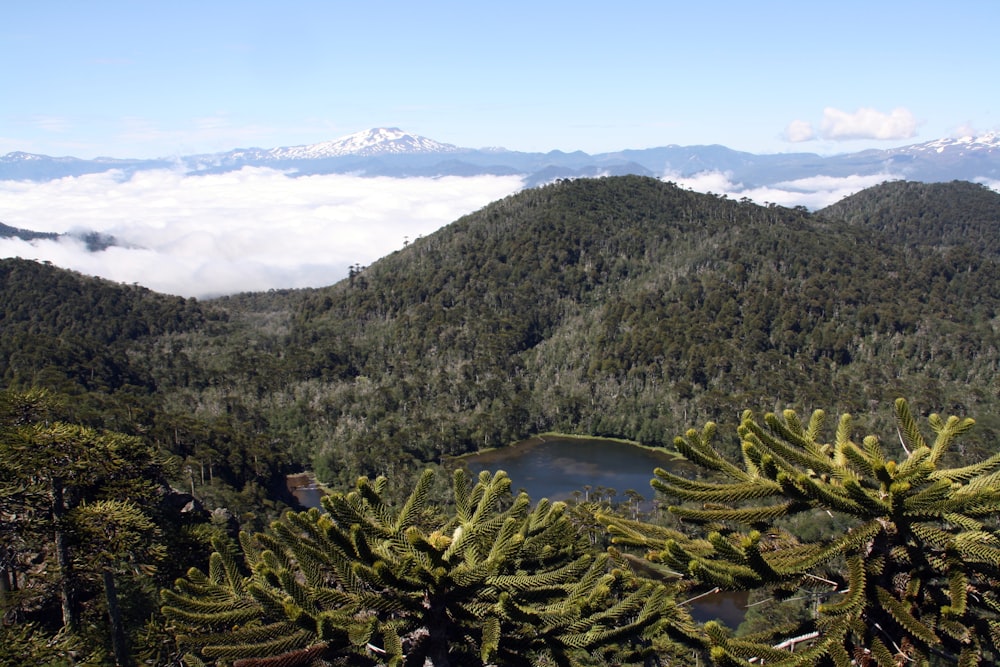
[[460, 436, 747, 628], [287, 472, 323, 508], [688, 588, 749, 628], [459, 436, 692, 506]]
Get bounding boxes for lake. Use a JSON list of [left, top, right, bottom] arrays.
[[460, 435, 747, 628], [458, 435, 688, 505], [287, 472, 323, 509]]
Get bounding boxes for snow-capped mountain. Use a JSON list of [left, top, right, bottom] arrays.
[[898, 132, 1000, 156], [198, 127, 463, 164], [2, 127, 999, 187], [270, 127, 462, 159]]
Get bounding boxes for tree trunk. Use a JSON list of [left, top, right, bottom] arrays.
[[103, 568, 132, 666], [0, 550, 11, 608], [52, 478, 77, 630], [420, 599, 452, 667], [423, 640, 451, 667]]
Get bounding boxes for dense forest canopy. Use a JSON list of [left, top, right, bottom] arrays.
[[4, 176, 1000, 487], [818, 180, 1000, 254], [3, 175, 1000, 664], [267, 176, 1000, 481]]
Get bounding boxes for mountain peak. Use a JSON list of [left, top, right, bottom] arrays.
[[267, 127, 462, 159], [901, 131, 1000, 154], [1, 151, 45, 162]]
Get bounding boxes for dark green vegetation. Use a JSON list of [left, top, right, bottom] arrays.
[[0, 389, 206, 666], [163, 469, 697, 666], [0, 259, 296, 521], [164, 401, 1000, 666], [600, 399, 1000, 665], [820, 179, 1000, 254], [3, 176, 1000, 664], [259, 176, 1000, 481], [5, 177, 1000, 483]]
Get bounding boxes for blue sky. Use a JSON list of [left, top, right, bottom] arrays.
[[4, 0, 998, 159], [2, 1, 999, 298]]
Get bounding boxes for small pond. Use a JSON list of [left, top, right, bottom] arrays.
[[287, 472, 323, 509], [459, 435, 688, 505], [460, 435, 747, 628]]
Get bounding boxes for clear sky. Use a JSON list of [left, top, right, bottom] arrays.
[[3, 0, 998, 159]]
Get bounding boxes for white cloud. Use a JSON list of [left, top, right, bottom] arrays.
[[663, 170, 740, 196], [784, 107, 921, 144], [0, 169, 524, 298], [820, 107, 918, 141], [662, 170, 902, 210], [7, 166, 992, 301], [783, 119, 816, 142], [951, 122, 979, 139], [976, 177, 1000, 193], [31, 115, 73, 133]]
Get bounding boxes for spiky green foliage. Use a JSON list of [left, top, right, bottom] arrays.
[[1, 389, 177, 665], [600, 399, 1000, 665], [163, 469, 693, 666]]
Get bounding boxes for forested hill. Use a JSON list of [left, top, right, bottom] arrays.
[[818, 179, 1000, 254], [284, 176, 1000, 483], [3, 176, 1000, 493], [0, 259, 211, 394]]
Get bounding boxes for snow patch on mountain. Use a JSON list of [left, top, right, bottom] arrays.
[[901, 132, 1000, 155], [268, 127, 463, 159]]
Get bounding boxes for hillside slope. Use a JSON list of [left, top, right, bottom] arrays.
[[0, 259, 296, 515], [819, 179, 1000, 253], [0, 258, 210, 394], [3, 177, 1000, 490], [280, 177, 1000, 482]]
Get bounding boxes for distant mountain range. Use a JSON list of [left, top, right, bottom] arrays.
[[3, 127, 999, 188]]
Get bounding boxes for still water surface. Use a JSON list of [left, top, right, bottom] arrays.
[[460, 435, 684, 504], [461, 436, 747, 628]]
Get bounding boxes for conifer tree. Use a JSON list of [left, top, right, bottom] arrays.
[[71, 498, 166, 667], [600, 399, 1000, 666], [162, 469, 695, 666], [1, 389, 173, 663]]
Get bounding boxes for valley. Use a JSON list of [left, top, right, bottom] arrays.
[[3, 175, 1000, 665]]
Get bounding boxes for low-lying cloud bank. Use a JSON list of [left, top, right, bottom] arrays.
[[663, 170, 906, 210], [0, 169, 525, 298], [2, 168, 997, 298]]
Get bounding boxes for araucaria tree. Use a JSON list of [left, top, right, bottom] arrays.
[[162, 469, 695, 667], [601, 399, 1000, 666], [1, 389, 172, 665]]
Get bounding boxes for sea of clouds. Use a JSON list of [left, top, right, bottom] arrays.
[[2, 167, 996, 299], [0, 169, 524, 298]]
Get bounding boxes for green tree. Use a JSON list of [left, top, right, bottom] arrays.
[[71, 499, 166, 666], [0, 390, 51, 615], [1, 389, 174, 663], [163, 469, 696, 666], [600, 399, 1000, 666]]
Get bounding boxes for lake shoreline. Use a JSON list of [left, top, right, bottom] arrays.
[[451, 433, 696, 509], [447, 432, 686, 468]]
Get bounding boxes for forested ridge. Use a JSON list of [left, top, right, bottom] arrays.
[[0, 260, 296, 519], [4, 175, 1000, 664], [0, 258, 210, 394], [280, 176, 1000, 483], [818, 179, 1000, 254], [4, 176, 1000, 485]]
